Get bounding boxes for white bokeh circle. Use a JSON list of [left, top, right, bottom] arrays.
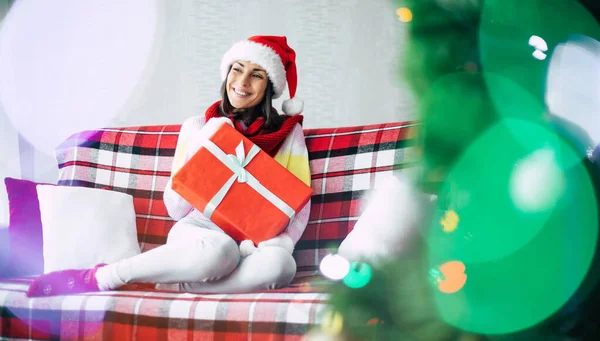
[[319, 254, 350, 281], [510, 148, 565, 212], [0, 0, 160, 155], [546, 35, 600, 147]]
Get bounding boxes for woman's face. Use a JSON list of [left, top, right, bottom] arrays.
[[226, 60, 268, 110]]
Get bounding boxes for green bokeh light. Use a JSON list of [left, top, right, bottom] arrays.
[[343, 262, 373, 289], [391, 0, 600, 336], [428, 119, 577, 263], [428, 119, 598, 334], [478, 0, 600, 167], [479, 0, 600, 104]]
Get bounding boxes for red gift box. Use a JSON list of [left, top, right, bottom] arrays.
[[172, 123, 312, 245]]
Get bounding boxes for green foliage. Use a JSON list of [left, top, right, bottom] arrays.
[[328, 0, 600, 339], [327, 256, 459, 341]]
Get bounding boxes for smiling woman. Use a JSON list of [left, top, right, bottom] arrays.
[[227, 61, 268, 110], [220, 60, 278, 132], [215, 36, 304, 134], [26, 35, 314, 298]]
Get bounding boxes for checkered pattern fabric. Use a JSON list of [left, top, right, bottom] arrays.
[[0, 277, 329, 340], [297, 122, 419, 276], [54, 125, 182, 252], [0, 121, 418, 340]]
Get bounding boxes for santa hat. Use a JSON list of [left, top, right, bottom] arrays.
[[220, 35, 304, 115]]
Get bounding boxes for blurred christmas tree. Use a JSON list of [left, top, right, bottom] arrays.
[[318, 0, 600, 340]]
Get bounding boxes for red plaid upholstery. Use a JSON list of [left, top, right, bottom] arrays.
[[54, 125, 181, 253], [52, 121, 418, 275], [297, 122, 418, 276], [0, 277, 329, 340], [0, 121, 418, 340]]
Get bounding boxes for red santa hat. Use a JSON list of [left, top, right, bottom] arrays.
[[220, 35, 304, 115]]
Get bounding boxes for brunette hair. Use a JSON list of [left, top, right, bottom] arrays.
[[218, 66, 287, 134]]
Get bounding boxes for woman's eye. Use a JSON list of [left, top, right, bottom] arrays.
[[233, 67, 242, 73], [253, 74, 263, 79]]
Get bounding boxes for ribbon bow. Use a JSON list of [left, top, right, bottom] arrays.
[[227, 142, 255, 183], [201, 139, 295, 221]]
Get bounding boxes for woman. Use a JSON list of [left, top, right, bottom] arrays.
[[27, 35, 312, 296]]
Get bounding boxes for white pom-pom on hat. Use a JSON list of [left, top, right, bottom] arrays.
[[282, 97, 304, 115]]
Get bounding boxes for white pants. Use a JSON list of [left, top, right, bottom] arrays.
[[114, 213, 297, 293]]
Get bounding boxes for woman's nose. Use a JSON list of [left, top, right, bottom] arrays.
[[240, 73, 251, 86]]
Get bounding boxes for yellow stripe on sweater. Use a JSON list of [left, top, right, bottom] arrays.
[[274, 151, 311, 187], [171, 140, 189, 175]]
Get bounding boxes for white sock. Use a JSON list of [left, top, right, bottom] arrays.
[[95, 263, 127, 291]]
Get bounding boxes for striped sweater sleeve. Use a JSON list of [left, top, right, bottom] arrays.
[[272, 123, 312, 246], [162, 116, 207, 221]]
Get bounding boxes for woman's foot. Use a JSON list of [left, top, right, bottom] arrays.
[[26, 264, 106, 297]]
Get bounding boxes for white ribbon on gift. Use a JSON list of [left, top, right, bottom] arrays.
[[202, 139, 296, 221]]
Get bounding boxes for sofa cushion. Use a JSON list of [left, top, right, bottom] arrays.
[[55, 126, 181, 254], [3, 177, 48, 277], [54, 122, 419, 277], [0, 276, 329, 340], [337, 173, 430, 263], [296, 122, 419, 275], [36, 185, 141, 273]]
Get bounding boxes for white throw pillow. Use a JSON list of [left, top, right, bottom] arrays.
[[36, 185, 141, 273], [337, 173, 434, 263]]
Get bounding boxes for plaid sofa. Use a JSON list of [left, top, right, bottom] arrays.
[[0, 121, 418, 340]]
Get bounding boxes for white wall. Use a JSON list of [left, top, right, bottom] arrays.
[[0, 98, 20, 228], [0, 0, 416, 225], [113, 0, 416, 129], [0, 0, 19, 227]]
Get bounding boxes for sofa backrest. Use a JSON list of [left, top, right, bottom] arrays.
[[55, 121, 418, 277]]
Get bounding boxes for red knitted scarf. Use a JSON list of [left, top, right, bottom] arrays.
[[205, 100, 303, 157]]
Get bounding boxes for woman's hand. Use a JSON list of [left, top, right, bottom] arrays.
[[186, 117, 233, 162]]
